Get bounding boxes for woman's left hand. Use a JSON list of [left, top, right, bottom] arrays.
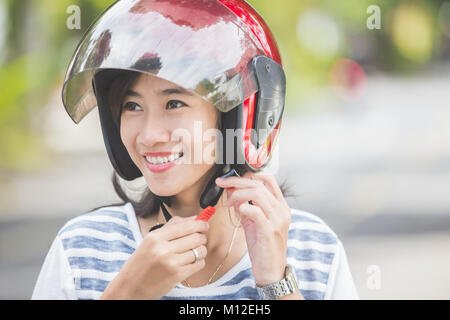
[[215, 171, 291, 287]]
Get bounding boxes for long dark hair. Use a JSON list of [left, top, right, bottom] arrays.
[[90, 70, 297, 218]]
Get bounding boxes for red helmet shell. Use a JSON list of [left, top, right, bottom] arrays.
[[219, 0, 283, 169]]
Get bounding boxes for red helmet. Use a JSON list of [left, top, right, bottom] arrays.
[[62, 0, 286, 206]]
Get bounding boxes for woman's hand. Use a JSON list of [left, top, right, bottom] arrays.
[[100, 216, 209, 300], [215, 171, 291, 287]]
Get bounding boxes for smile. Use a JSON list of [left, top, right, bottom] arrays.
[[143, 152, 184, 173], [145, 152, 184, 164]]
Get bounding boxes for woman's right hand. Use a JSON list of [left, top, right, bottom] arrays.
[[100, 215, 209, 300]]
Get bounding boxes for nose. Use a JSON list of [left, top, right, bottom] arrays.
[[136, 112, 171, 147]]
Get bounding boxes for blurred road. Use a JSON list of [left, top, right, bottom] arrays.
[[1, 68, 449, 299]]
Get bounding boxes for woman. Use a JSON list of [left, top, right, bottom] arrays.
[[32, 0, 358, 300]]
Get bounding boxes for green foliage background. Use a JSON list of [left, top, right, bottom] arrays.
[[0, 0, 448, 173]]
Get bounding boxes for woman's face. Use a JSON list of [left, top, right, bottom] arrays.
[[120, 73, 220, 197]]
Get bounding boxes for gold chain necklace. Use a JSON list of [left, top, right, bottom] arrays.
[[183, 197, 241, 288]]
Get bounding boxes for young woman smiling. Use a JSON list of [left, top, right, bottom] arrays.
[[32, 0, 358, 300]]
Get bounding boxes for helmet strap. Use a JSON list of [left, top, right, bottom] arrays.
[[148, 198, 172, 232], [199, 164, 239, 209], [149, 165, 238, 232]]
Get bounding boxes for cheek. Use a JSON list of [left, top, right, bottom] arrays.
[[179, 121, 218, 165], [205, 113, 220, 157], [120, 120, 139, 157]]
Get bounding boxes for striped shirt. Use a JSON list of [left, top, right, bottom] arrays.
[[31, 203, 358, 300]]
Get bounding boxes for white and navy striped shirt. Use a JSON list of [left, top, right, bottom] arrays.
[[31, 203, 358, 300]]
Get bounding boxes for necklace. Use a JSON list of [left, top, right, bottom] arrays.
[[183, 199, 241, 288]]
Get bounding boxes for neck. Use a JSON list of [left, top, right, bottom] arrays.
[[161, 168, 242, 253], [168, 165, 217, 217], [147, 166, 242, 255], [160, 191, 238, 254]]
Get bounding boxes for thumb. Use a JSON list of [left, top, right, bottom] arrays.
[[166, 215, 197, 225]]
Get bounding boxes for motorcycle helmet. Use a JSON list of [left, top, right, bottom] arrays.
[[61, 0, 286, 208]]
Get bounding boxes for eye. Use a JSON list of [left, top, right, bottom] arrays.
[[166, 100, 187, 110], [122, 101, 142, 112]]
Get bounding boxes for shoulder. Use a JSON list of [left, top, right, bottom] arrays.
[[49, 203, 138, 299], [287, 207, 342, 300], [288, 207, 338, 245], [57, 202, 137, 254]]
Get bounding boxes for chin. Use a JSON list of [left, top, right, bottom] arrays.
[[144, 182, 177, 196], [143, 177, 182, 196], [148, 187, 180, 198]]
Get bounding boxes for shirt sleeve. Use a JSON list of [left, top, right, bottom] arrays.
[[31, 235, 78, 300], [324, 239, 359, 300]]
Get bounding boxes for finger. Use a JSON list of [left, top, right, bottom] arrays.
[[215, 175, 264, 190], [218, 173, 277, 206], [148, 215, 197, 235], [225, 188, 276, 220], [176, 245, 208, 265], [169, 232, 208, 254], [166, 215, 197, 225], [244, 171, 284, 202], [248, 172, 292, 224], [238, 201, 270, 230], [225, 187, 238, 205], [156, 219, 209, 241]]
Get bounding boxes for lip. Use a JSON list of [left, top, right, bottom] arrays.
[[143, 152, 183, 173], [143, 152, 182, 157]]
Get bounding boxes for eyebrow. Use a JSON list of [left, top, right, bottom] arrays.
[[124, 87, 194, 98], [161, 87, 194, 96]]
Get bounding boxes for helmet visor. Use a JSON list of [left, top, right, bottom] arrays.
[[62, 0, 265, 123]]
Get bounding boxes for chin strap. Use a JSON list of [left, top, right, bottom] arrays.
[[149, 165, 239, 232], [199, 164, 239, 209], [160, 201, 172, 222], [149, 195, 173, 232]]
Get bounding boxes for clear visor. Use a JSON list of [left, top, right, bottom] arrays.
[[62, 0, 265, 123]]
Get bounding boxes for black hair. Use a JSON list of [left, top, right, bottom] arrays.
[[90, 69, 297, 218]]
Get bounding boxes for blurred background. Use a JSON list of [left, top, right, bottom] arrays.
[[0, 0, 449, 299]]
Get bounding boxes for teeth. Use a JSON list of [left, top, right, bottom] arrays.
[[146, 152, 183, 165]]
